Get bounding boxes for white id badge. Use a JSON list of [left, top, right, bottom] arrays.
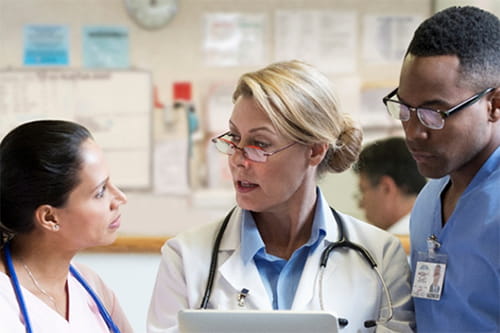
[[411, 235, 448, 301]]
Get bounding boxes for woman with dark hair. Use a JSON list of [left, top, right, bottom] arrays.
[[0, 120, 133, 332]]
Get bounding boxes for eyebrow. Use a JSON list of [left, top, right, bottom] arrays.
[[92, 177, 109, 192], [228, 120, 276, 135], [397, 93, 453, 109]]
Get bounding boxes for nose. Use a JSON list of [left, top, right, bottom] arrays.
[[402, 111, 428, 141], [110, 183, 127, 208], [229, 146, 250, 167]]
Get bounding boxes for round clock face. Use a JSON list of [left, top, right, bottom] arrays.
[[124, 0, 178, 30]]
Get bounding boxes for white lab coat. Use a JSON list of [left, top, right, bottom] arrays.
[[147, 205, 414, 333]]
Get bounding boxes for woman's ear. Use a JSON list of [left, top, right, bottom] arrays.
[[309, 143, 329, 166], [34, 205, 60, 232]]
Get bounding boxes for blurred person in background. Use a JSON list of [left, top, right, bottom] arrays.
[[353, 136, 426, 253]]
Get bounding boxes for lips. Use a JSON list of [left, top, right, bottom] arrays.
[[236, 180, 258, 192], [409, 149, 435, 164], [109, 215, 121, 229], [239, 180, 257, 187]]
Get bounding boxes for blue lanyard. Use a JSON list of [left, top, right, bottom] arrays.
[[4, 242, 121, 333], [4, 242, 33, 332], [69, 265, 121, 333]]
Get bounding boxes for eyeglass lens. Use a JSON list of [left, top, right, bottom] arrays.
[[214, 137, 267, 162], [386, 87, 495, 130], [387, 101, 444, 129]]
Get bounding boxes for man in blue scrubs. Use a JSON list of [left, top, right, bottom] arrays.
[[383, 6, 500, 332]]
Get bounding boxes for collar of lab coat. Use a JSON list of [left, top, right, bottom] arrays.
[[215, 190, 343, 309], [217, 189, 341, 250]]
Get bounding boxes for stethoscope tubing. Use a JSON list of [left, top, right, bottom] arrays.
[[3, 242, 120, 333], [4, 242, 34, 333], [70, 265, 120, 333], [320, 208, 377, 268], [200, 206, 393, 328], [200, 207, 235, 309]]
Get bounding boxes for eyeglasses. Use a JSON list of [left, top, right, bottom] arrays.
[[211, 131, 296, 163], [383, 87, 495, 130]]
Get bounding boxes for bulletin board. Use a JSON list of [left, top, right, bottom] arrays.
[[0, 69, 153, 189], [0, 0, 434, 239]]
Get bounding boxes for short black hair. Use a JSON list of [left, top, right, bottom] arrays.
[[353, 137, 426, 195], [0, 120, 92, 239], [407, 6, 500, 90]]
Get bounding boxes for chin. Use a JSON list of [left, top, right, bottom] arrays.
[[95, 232, 119, 248], [107, 232, 119, 244], [236, 197, 262, 212], [417, 164, 448, 179]]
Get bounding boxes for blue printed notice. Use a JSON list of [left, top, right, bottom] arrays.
[[24, 25, 69, 66], [83, 26, 129, 68]]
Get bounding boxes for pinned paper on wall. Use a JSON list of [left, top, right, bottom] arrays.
[[359, 84, 404, 143], [24, 25, 69, 66], [154, 139, 190, 195], [362, 15, 423, 64], [203, 13, 267, 66], [274, 10, 357, 74], [204, 82, 235, 133], [0, 69, 152, 189], [205, 140, 233, 189], [83, 26, 129, 68]]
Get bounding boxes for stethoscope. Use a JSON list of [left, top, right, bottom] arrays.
[[3, 242, 120, 333], [199, 207, 394, 329]]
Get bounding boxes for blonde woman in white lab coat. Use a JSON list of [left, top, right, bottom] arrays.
[[148, 60, 415, 332]]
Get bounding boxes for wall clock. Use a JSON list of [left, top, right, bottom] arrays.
[[124, 0, 178, 30]]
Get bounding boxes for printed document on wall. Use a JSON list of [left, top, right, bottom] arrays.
[[203, 13, 267, 66], [24, 25, 69, 66], [0, 69, 152, 189], [83, 26, 129, 68], [274, 10, 357, 74], [205, 82, 234, 133], [362, 15, 423, 64], [154, 139, 190, 195]]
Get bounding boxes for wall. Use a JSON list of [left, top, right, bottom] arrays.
[[75, 252, 161, 333], [0, 0, 433, 239]]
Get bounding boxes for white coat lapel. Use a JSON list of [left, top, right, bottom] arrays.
[[217, 207, 272, 310], [219, 247, 272, 309]]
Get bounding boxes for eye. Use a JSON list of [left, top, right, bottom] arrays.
[[250, 140, 271, 149], [95, 184, 107, 199], [226, 132, 240, 144]]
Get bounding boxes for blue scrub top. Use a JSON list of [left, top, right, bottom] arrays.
[[410, 147, 500, 332]]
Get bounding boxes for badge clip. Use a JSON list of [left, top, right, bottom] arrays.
[[427, 234, 441, 258], [237, 288, 249, 307]]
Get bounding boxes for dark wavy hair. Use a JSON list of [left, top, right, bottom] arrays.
[[0, 120, 92, 243], [406, 6, 500, 90], [353, 137, 427, 196]]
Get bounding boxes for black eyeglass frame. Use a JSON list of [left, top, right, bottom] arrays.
[[382, 87, 495, 130]]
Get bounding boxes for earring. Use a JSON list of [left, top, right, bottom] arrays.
[[53, 224, 60, 231]]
